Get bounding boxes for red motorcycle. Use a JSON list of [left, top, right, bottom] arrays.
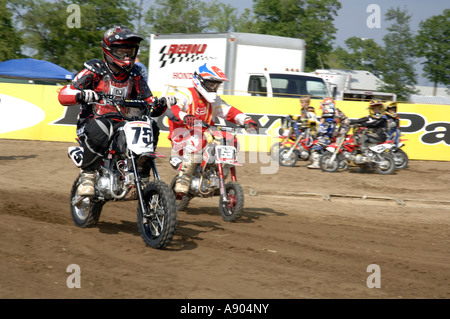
[[169, 124, 246, 222], [319, 127, 396, 175], [278, 128, 318, 167]]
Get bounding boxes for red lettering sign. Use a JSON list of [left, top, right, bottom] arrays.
[[165, 44, 207, 55]]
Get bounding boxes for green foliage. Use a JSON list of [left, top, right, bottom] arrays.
[[251, 0, 341, 71], [415, 9, 450, 86], [144, 0, 207, 34], [14, 0, 139, 73], [333, 37, 386, 76], [377, 6, 418, 101], [0, 0, 23, 61], [143, 0, 255, 34]]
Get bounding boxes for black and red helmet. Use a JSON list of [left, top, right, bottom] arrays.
[[102, 26, 143, 73]]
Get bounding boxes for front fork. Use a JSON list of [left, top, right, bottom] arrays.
[[130, 151, 161, 220], [217, 163, 237, 203]]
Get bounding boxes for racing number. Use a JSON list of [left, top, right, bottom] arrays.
[[131, 126, 152, 145]]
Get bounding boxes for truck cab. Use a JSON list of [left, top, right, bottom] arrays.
[[245, 70, 330, 99]]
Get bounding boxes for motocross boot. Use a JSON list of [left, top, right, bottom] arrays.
[[174, 160, 196, 195], [77, 170, 95, 196], [307, 152, 320, 169]]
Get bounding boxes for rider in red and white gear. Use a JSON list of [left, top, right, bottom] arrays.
[[58, 26, 167, 197], [165, 63, 258, 195]]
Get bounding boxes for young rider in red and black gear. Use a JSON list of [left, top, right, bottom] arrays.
[[164, 62, 258, 195], [58, 26, 168, 197]]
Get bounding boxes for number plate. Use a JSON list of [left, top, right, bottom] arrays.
[[124, 121, 154, 154], [216, 146, 236, 161]]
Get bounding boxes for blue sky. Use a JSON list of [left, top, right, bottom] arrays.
[[215, 0, 449, 86]]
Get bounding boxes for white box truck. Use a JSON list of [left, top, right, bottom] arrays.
[[147, 32, 331, 99], [314, 69, 397, 101]]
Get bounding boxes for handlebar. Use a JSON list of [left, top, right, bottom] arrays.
[[87, 93, 160, 121], [200, 122, 248, 133]]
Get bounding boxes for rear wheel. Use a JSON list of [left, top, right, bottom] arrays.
[[137, 180, 177, 249], [219, 181, 244, 222], [70, 176, 104, 228], [393, 149, 409, 169], [279, 147, 298, 167]]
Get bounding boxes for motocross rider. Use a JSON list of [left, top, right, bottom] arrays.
[[165, 62, 259, 195], [385, 101, 401, 143], [282, 96, 317, 141], [58, 26, 168, 197], [349, 99, 388, 156], [298, 95, 318, 137], [307, 98, 337, 169], [333, 102, 350, 140]]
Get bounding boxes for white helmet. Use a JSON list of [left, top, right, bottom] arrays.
[[193, 63, 229, 103]]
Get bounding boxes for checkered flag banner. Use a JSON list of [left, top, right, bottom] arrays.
[[158, 44, 215, 68]]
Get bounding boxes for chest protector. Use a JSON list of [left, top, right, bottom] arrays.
[[187, 87, 214, 124], [82, 59, 143, 116]]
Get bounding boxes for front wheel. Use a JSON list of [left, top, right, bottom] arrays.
[[374, 153, 396, 175], [270, 142, 280, 160], [319, 152, 339, 173], [279, 147, 298, 167], [219, 181, 244, 222], [70, 176, 104, 228], [137, 180, 177, 249], [393, 149, 409, 169]]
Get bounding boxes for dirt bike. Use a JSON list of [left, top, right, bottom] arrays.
[[169, 124, 247, 222], [270, 116, 298, 160], [278, 128, 316, 167], [68, 96, 177, 249], [319, 126, 396, 175]]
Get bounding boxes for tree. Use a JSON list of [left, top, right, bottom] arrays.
[[251, 0, 341, 71], [206, 1, 240, 32], [415, 9, 450, 95], [13, 0, 138, 72], [0, 0, 23, 61], [233, 8, 259, 33], [332, 37, 386, 76], [378, 6, 417, 101], [144, 0, 254, 34], [144, 0, 207, 34]]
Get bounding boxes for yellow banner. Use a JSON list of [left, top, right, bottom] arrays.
[[0, 83, 449, 161]]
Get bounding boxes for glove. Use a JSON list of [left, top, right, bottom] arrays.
[[164, 96, 177, 107], [183, 114, 198, 127], [244, 118, 258, 133], [158, 96, 177, 108], [77, 90, 98, 103]]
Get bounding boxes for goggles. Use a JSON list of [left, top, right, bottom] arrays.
[[203, 80, 222, 92], [111, 45, 137, 59]]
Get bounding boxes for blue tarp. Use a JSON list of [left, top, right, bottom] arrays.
[[0, 58, 74, 81]]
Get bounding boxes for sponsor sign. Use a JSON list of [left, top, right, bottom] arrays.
[[0, 83, 449, 161]]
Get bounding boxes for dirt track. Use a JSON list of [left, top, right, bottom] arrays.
[[0, 139, 449, 299]]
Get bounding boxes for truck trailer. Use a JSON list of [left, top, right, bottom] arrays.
[[314, 69, 397, 101], [147, 32, 330, 99]]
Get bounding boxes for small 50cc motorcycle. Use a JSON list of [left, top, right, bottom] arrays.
[[278, 128, 317, 167], [319, 126, 396, 175], [68, 96, 177, 249], [169, 124, 246, 222]]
